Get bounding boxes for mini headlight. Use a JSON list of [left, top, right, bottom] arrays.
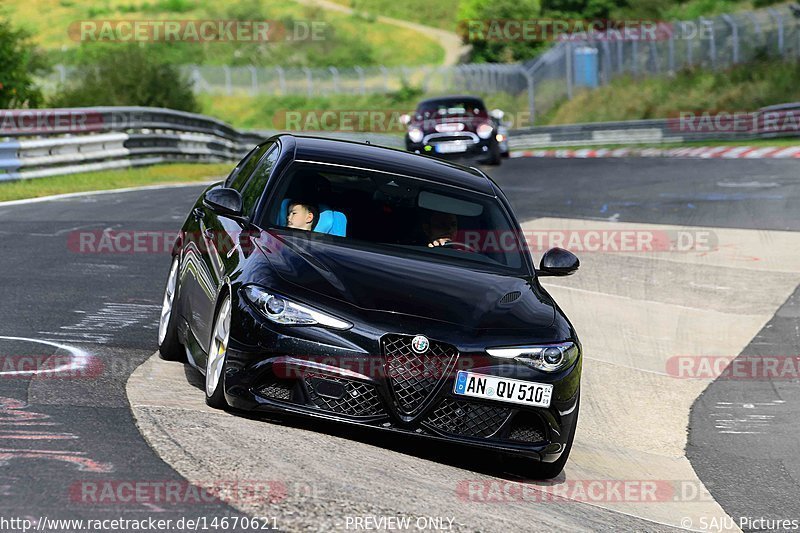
[[486, 342, 579, 372], [408, 127, 424, 143], [477, 123, 494, 139], [241, 285, 352, 330]]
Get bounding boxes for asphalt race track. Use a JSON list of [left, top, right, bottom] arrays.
[[1, 157, 799, 532]]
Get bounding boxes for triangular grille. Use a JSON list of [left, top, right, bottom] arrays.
[[382, 334, 458, 416]]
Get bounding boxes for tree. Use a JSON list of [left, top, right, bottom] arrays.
[[458, 0, 544, 63], [49, 44, 199, 112], [540, 0, 620, 20], [0, 17, 47, 108]]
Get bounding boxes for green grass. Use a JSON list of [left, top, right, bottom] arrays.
[[3, 0, 444, 67], [544, 58, 800, 125], [199, 90, 533, 130], [329, 0, 460, 31], [0, 163, 230, 202]]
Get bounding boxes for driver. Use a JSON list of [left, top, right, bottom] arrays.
[[422, 211, 458, 247]]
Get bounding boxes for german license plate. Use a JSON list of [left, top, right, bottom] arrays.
[[435, 141, 469, 154], [453, 371, 553, 408]]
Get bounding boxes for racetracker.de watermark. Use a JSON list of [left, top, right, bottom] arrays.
[[0, 109, 240, 135], [457, 479, 714, 503], [0, 354, 101, 379], [672, 110, 800, 134], [273, 109, 535, 132], [68, 19, 327, 42], [458, 19, 710, 42], [274, 109, 410, 133], [666, 355, 800, 380], [0, 110, 105, 135], [70, 479, 319, 505], [66, 229, 718, 255]]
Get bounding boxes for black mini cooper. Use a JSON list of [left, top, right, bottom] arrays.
[[157, 134, 582, 478], [403, 96, 505, 165]]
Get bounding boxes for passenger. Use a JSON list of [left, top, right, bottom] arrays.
[[422, 211, 458, 247], [286, 200, 319, 231]]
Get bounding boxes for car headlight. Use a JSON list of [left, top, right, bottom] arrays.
[[241, 285, 352, 330], [486, 342, 579, 372], [477, 123, 494, 139], [408, 127, 424, 144]]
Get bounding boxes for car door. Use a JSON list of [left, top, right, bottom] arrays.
[[183, 142, 272, 354], [193, 142, 280, 359]]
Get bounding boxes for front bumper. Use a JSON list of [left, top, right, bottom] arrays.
[[406, 136, 498, 164], [223, 297, 581, 464]]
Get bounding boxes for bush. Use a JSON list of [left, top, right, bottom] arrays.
[[0, 17, 48, 108], [458, 0, 545, 63], [49, 44, 199, 112]]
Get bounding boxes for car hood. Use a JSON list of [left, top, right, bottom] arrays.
[[257, 232, 555, 330], [414, 115, 489, 135]]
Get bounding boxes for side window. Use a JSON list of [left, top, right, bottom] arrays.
[[240, 145, 280, 217], [226, 142, 272, 191]]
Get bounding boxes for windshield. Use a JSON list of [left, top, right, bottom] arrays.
[[260, 162, 528, 274], [416, 99, 487, 120]]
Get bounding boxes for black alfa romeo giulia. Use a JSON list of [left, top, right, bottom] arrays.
[[157, 134, 582, 478]]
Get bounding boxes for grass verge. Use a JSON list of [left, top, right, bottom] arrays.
[[0, 163, 230, 202], [199, 91, 532, 130], [545, 58, 800, 125]]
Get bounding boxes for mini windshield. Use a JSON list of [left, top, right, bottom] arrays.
[[416, 99, 487, 120], [260, 162, 528, 274]]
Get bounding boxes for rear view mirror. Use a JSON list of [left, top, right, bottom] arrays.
[[539, 247, 579, 276], [204, 188, 244, 218], [490, 109, 505, 121], [399, 114, 411, 126]]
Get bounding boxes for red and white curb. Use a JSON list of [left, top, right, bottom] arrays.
[[510, 146, 800, 159]]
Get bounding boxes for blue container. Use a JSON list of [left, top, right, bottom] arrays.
[[574, 46, 599, 88]]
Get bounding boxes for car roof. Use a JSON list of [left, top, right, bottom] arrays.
[[416, 95, 486, 108], [284, 135, 495, 195]]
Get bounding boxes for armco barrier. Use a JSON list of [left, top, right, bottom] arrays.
[[509, 102, 800, 149], [0, 107, 403, 181]]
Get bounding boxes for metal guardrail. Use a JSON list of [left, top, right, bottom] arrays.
[[509, 103, 800, 149], [2, 104, 798, 181], [0, 107, 402, 181]]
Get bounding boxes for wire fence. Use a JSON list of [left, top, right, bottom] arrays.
[[525, 3, 800, 120], [43, 64, 530, 99], [40, 4, 800, 125]]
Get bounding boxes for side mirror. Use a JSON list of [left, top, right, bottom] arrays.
[[204, 187, 244, 219], [399, 113, 411, 126], [490, 108, 505, 121], [538, 247, 579, 276]]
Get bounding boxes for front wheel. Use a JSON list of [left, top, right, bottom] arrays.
[[487, 141, 502, 166], [205, 294, 231, 409], [158, 257, 183, 361]]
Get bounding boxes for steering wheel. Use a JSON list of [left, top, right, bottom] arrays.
[[441, 240, 478, 252]]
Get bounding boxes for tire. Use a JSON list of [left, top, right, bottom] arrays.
[[158, 256, 184, 361], [511, 393, 579, 480], [487, 141, 502, 166], [205, 294, 231, 409]]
